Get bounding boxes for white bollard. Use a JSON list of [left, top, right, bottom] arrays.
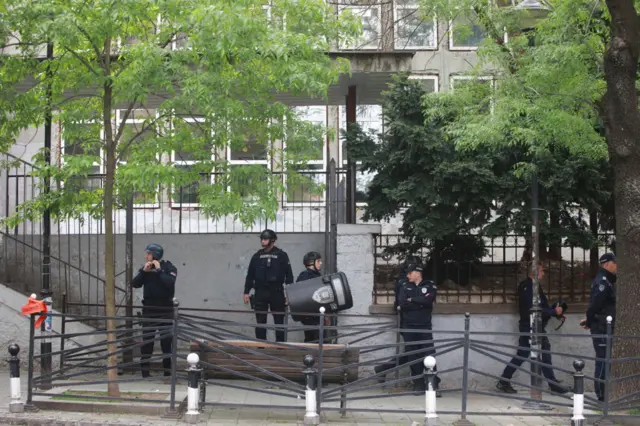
[[424, 356, 437, 426], [572, 360, 585, 426], [8, 344, 23, 413], [303, 354, 320, 425], [184, 353, 201, 424]]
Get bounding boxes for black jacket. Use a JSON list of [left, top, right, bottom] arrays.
[[296, 268, 321, 282], [131, 260, 177, 308], [586, 268, 616, 332], [244, 247, 294, 294], [292, 268, 322, 323], [517, 277, 556, 328], [397, 280, 437, 327]]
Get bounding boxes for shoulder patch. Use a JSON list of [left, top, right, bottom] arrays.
[[598, 284, 605, 292], [602, 276, 607, 281], [170, 271, 177, 277], [421, 287, 427, 294]]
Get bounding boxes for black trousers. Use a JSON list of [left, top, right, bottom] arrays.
[[501, 324, 557, 384], [403, 327, 440, 386], [592, 329, 609, 399], [140, 310, 173, 376], [300, 317, 320, 343], [253, 288, 286, 342]]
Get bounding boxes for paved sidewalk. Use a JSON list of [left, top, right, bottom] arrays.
[[0, 372, 628, 426]]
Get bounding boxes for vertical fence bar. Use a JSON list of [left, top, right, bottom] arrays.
[[455, 313, 473, 426], [167, 299, 180, 416], [394, 306, 402, 383], [316, 307, 325, 414], [8, 343, 23, 413], [603, 316, 613, 418], [60, 293, 67, 371], [26, 315, 35, 407]]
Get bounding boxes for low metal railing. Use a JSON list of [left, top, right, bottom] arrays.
[[14, 302, 640, 424]]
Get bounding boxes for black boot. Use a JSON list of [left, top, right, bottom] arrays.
[[374, 363, 394, 383]]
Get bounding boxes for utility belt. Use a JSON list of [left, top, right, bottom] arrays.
[[254, 282, 284, 292]]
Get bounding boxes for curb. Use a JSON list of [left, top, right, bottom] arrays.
[[0, 413, 176, 426]]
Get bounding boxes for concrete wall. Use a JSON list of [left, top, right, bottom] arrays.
[[333, 223, 597, 390]]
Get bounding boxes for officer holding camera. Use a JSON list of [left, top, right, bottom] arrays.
[[131, 243, 177, 378], [496, 262, 570, 395], [397, 263, 441, 395], [293, 251, 323, 343], [243, 229, 294, 342], [581, 252, 617, 401]]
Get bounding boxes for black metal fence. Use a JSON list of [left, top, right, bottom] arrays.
[[373, 233, 617, 305], [20, 303, 640, 424]]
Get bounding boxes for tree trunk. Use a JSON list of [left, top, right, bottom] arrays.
[[602, 0, 640, 400], [102, 38, 120, 398], [548, 212, 562, 261]]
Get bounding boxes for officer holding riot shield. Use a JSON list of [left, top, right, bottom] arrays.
[[293, 252, 323, 343], [243, 229, 294, 342]]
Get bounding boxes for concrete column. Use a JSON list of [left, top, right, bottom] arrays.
[[345, 86, 357, 224]]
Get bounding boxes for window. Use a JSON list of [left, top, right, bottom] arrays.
[[338, 5, 381, 50], [226, 129, 271, 202], [171, 117, 214, 207], [339, 105, 383, 205], [409, 74, 439, 93], [394, 0, 437, 50], [117, 109, 161, 207], [449, 11, 486, 50], [284, 106, 327, 205], [60, 121, 103, 191], [450, 75, 495, 113]]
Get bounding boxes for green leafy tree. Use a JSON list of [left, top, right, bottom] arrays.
[[0, 0, 359, 395]]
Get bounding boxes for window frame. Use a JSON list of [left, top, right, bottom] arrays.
[[225, 124, 273, 203], [169, 116, 216, 209], [393, 1, 438, 50], [59, 119, 105, 191], [282, 106, 328, 207], [115, 109, 162, 209], [338, 104, 384, 207], [408, 74, 440, 92], [338, 4, 382, 50], [448, 10, 487, 51]]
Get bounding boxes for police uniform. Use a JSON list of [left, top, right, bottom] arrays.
[[294, 267, 322, 343], [131, 244, 177, 378], [244, 239, 294, 342], [397, 265, 440, 393], [586, 253, 617, 400], [373, 269, 411, 380], [497, 276, 568, 394]]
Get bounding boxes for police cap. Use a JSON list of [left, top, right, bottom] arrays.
[[599, 252, 616, 264], [406, 263, 423, 273]]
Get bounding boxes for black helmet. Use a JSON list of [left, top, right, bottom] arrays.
[[260, 229, 277, 241], [145, 243, 164, 260], [303, 251, 322, 266], [403, 255, 422, 271]]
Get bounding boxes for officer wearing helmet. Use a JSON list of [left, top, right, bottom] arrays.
[[243, 229, 294, 342], [292, 252, 323, 343], [131, 243, 177, 378]]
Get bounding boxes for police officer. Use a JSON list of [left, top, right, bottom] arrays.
[[243, 229, 294, 342], [131, 243, 177, 378], [496, 262, 570, 395], [397, 263, 441, 395], [581, 252, 617, 401], [373, 256, 421, 382], [293, 251, 323, 343]]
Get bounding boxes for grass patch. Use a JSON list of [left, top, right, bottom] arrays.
[[52, 390, 168, 403], [630, 409, 640, 415]]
